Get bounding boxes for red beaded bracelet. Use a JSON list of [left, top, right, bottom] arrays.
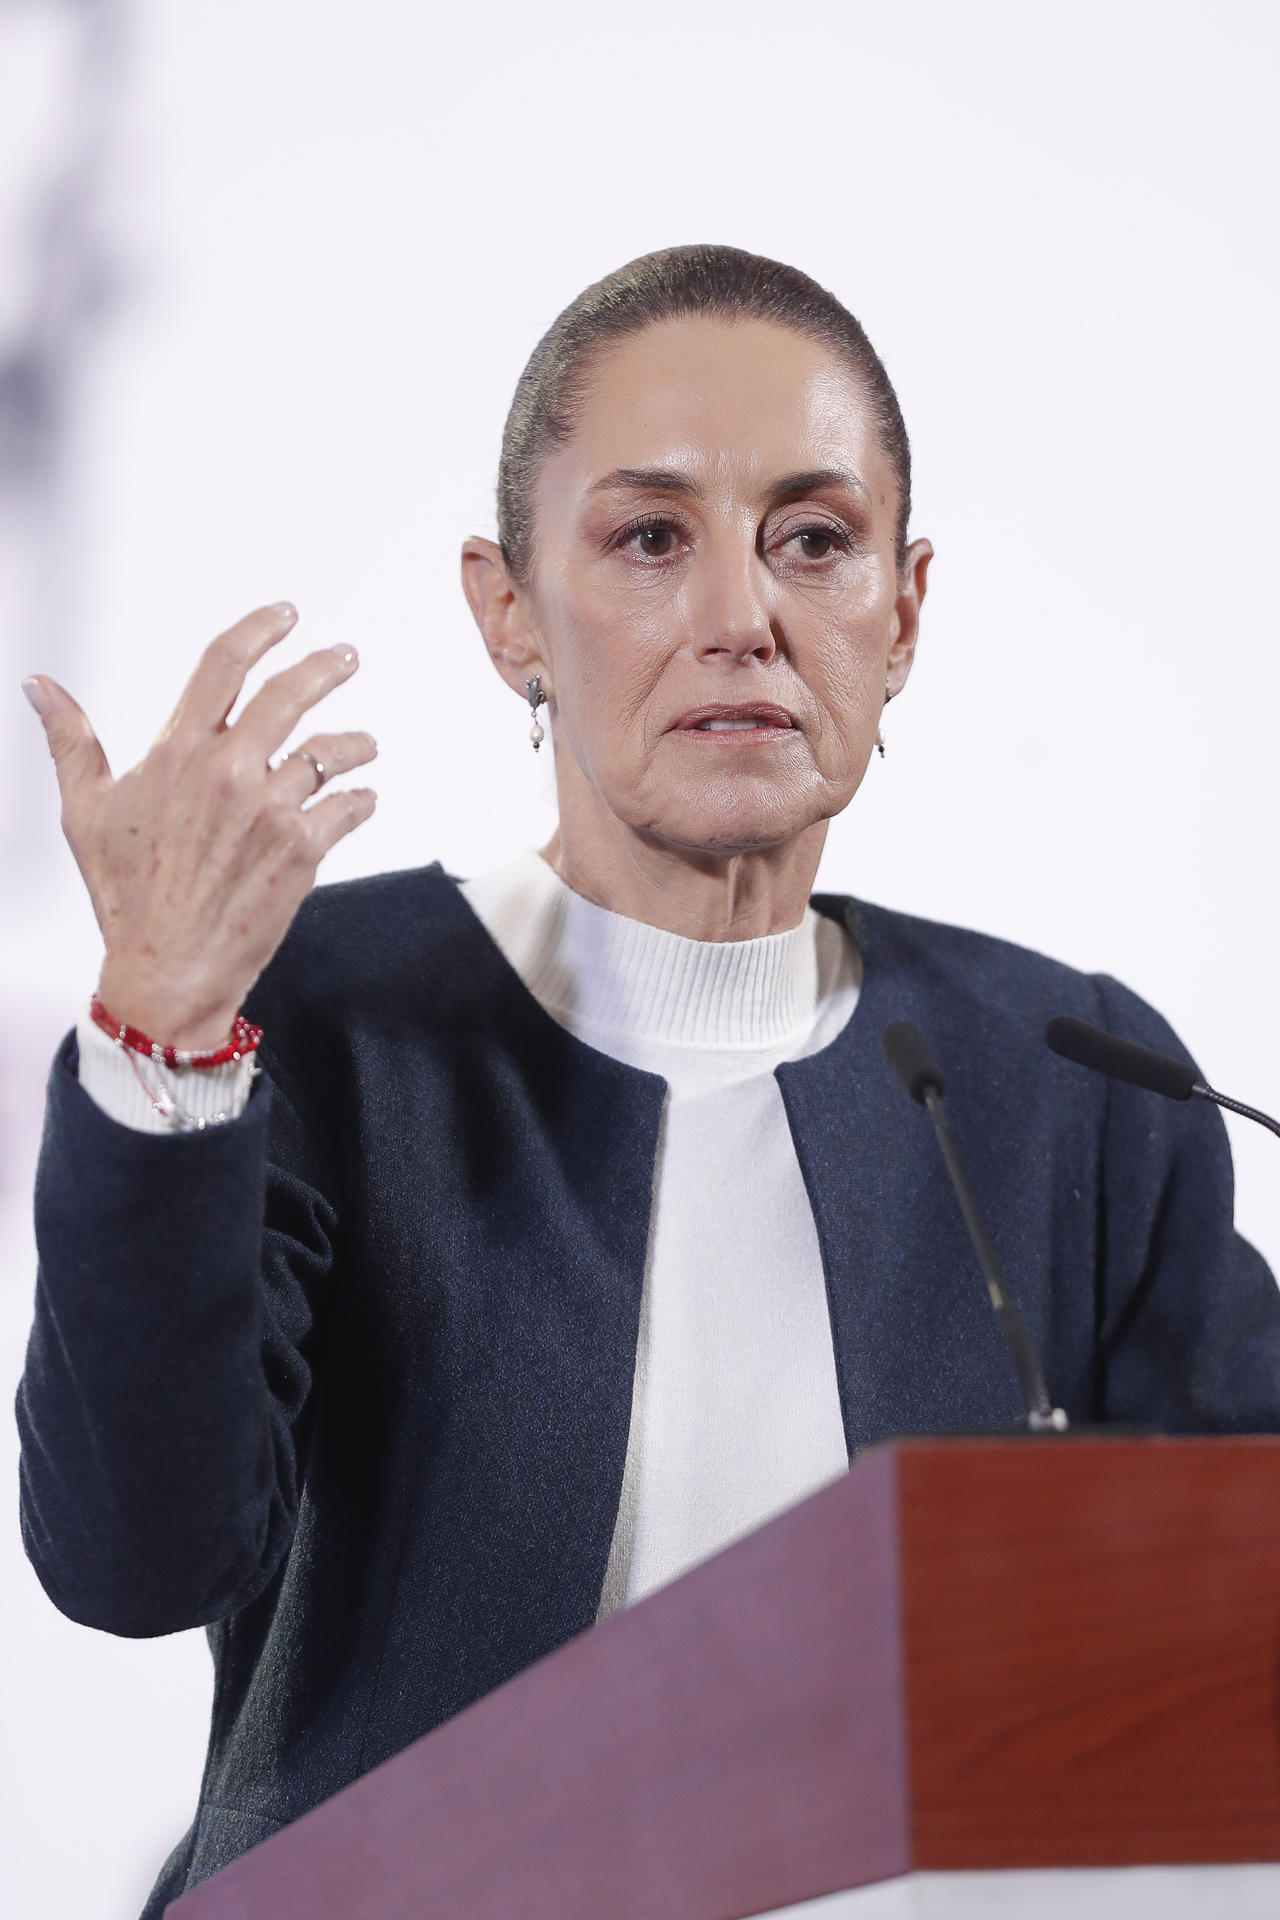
[[89, 996, 263, 1071]]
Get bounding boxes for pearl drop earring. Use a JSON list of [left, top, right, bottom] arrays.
[[876, 680, 894, 759], [525, 675, 547, 752]]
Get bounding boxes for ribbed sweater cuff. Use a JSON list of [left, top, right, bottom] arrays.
[[76, 1009, 257, 1134]]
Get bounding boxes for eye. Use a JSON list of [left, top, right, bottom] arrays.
[[786, 523, 852, 561], [615, 513, 686, 560]]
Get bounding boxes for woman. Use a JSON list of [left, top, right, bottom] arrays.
[[17, 244, 1280, 1914]]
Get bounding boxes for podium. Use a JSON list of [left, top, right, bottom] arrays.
[[168, 1437, 1280, 1918]]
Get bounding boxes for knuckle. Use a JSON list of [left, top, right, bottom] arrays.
[[280, 798, 314, 841], [263, 672, 309, 716], [276, 652, 322, 690], [291, 813, 322, 859], [43, 709, 77, 750], [209, 757, 239, 802], [210, 751, 256, 804], [148, 733, 181, 775], [266, 772, 300, 813], [205, 633, 245, 673], [294, 820, 324, 865], [261, 795, 295, 841], [250, 679, 288, 722]]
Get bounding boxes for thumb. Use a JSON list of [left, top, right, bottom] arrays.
[[23, 676, 113, 821]]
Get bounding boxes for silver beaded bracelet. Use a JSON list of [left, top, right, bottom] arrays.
[[121, 1043, 259, 1132]]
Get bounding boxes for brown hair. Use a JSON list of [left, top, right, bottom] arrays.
[[497, 242, 912, 584]]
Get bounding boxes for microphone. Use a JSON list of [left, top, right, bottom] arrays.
[[881, 1021, 1068, 1434], [1045, 1015, 1280, 1141]]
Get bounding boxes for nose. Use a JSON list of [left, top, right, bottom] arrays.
[[691, 539, 778, 666]]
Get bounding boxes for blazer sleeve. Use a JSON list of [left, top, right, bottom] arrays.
[[1090, 974, 1280, 1432], [14, 1031, 338, 1637]]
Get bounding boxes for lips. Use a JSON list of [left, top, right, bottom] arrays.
[[669, 703, 797, 734]]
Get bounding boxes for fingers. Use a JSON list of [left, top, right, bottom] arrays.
[[22, 676, 113, 825], [233, 644, 361, 761], [272, 729, 378, 798], [301, 785, 378, 860], [169, 602, 301, 735]]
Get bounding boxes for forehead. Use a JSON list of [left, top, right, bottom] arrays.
[[543, 315, 887, 501]]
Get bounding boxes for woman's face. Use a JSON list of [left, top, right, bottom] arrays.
[[486, 315, 930, 860]]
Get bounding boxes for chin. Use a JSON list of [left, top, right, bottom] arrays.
[[639, 786, 837, 860]]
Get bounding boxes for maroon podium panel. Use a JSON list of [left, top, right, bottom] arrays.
[[169, 1437, 1280, 1919]]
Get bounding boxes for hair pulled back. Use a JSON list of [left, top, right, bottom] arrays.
[[497, 243, 912, 584]]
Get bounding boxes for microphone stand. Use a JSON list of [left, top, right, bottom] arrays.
[[881, 1020, 1069, 1435], [920, 1086, 1068, 1434], [1193, 1084, 1280, 1139]]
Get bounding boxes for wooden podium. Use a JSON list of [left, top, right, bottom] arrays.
[[168, 1438, 1280, 1918]]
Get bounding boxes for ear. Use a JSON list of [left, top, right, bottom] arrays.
[[885, 537, 933, 698], [460, 537, 550, 700]]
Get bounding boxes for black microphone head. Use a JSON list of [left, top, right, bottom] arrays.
[[881, 1021, 946, 1105], [1044, 1015, 1198, 1102]]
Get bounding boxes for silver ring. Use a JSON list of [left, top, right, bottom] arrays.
[[289, 749, 327, 795]]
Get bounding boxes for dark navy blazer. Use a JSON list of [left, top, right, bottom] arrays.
[[16, 865, 1280, 1913]]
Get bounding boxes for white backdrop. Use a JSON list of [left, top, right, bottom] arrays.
[[3, 2, 1278, 1914]]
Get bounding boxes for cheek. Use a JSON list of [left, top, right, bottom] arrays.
[[802, 608, 892, 748], [543, 581, 681, 743]]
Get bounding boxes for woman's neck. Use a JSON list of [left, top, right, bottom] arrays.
[[540, 814, 828, 943]]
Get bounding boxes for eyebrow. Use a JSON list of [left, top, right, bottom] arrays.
[[584, 465, 870, 504]]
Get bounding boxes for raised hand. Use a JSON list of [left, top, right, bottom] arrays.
[[23, 602, 377, 1049]]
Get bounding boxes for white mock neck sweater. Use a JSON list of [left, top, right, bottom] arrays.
[[76, 848, 861, 1617], [459, 851, 860, 1617]]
